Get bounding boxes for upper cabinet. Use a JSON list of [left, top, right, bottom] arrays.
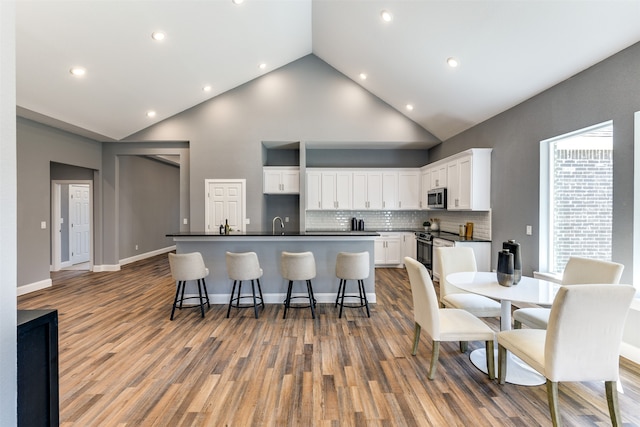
[[307, 170, 352, 210], [353, 171, 383, 210], [263, 167, 300, 194], [398, 170, 421, 210], [446, 148, 491, 210]]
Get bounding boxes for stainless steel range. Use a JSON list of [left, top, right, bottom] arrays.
[[415, 231, 433, 276]]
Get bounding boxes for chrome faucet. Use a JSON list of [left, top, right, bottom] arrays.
[[272, 216, 285, 235]]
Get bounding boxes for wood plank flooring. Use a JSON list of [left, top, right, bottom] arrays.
[[18, 255, 640, 426]]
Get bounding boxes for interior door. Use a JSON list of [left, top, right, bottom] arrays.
[[69, 184, 90, 264], [205, 180, 245, 232]]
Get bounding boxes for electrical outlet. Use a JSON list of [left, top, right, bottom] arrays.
[[526, 225, 532, 235], [135, 244, 139, 250], [285, 217, 289, 223], [40, 221, 46, 229], [183, 218, 188, 225]]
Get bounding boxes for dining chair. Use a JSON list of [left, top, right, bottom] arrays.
[[497, 284, 635, 427], [513, 256, 624, 329], [437, 246, 501, 321], [404, 257, 495, 380]]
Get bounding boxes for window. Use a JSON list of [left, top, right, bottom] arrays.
[[539, 121, 613, 274]]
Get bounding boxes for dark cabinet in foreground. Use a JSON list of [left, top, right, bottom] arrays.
[[17, 309, 59, 427]]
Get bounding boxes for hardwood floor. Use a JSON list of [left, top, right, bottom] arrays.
[[18, 255, 640, 426]]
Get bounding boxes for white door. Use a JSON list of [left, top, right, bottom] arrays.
[[69, 184, 90, 264], [205, 180, 246, 232]]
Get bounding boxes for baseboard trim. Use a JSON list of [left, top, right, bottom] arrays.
[[92, 264, 121, 272], [17, 278, 52, 296], [120, 246, 175, 266]]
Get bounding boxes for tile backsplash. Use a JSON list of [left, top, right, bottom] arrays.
[[306, 210, 492, 240]]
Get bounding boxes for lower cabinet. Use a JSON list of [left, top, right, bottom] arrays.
[[375, 232, 417, 267], [18, 309, 59, 427]]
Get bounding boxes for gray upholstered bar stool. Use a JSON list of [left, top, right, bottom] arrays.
[[335, 251, 370, 318], [225, 251, 265, 319], [281, 251, 317, 319], [168, 252, 210, 320]]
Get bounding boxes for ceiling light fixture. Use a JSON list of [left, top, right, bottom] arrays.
[[69, 67, 86, 77], [259, 63, 267, 70], [359, 73, 367, 80], [146, 111, 157, 118], [151, 31, 165, 41], [447, 57, 459, 68], [380, 10, 393, 22], [232, 0, 244, 4], [203, 85, 212, 92], [406, 104, 414, 111]]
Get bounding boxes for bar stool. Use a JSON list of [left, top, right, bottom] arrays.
[[335, 251, 370, 318], [281, 251, 317, 319], [168, 252, 210, 320], [225, 251, 265, 319]]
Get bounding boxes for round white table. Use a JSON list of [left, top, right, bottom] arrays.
[[446, 271, 560, 386]]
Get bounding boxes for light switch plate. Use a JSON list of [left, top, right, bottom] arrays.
[[526, 225, 532, 235], [41, 221, 47, 229]]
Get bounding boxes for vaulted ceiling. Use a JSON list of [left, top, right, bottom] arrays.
[[16, 0, 640, 143]]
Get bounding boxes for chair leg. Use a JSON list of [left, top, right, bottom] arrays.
[[196, 279, 205, 318], [338, 279, 348, 318], [498, 344, 507, 384], [283, 280, 294, 319], [412, 323, 421, 356], [227, 280, 238, 318], [179, 280, 187, 309], [485, 339, 495, 380], [306, 280, 316, 319], [251, 279, 259, 319], [201, 278, 210, 308], [459, 341, 468, 353], [428, 341, 440, 380], [605, 381, 622, 427], [359, 279, 370, 317], [170, 280, 183, 320], [546, 380, 561, 427], [514, 319, 522, 329], [256, 279, 265, 307], [335, 279, 344, 307], [236, 281, 243, 307]]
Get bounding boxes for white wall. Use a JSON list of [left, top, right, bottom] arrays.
[[0, 1, 18, 424]]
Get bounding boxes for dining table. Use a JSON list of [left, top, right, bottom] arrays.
[[446, 271, 560, 386]]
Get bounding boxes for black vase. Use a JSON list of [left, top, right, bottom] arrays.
[[502, 240, 522, 284], [497, 249, 514, 287]]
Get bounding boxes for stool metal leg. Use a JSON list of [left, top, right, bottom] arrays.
[[283, 280, 294, 319], [360, 279, 370, 317], [197, 279, 206, 318], [202, 279, 210, 308], [227, 280, 238, 318], [335, 279, 344, 307], [339, 279, 348, 318], [306, 280, 316, 319], [257, 279, 265, 308], [251, 279, 259, 319], [179, 280, 187, 309], [170, 280, 184, 320]]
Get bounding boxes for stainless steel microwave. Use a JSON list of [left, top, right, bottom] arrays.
[[427, 188, 447, 209]]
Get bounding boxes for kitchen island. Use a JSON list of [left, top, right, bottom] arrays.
[[167, 231, 379, 304]]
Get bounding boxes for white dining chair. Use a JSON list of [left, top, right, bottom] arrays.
[[497, 284, 635, 427], [404, 257, 495, 380], [437, 246, 501, 320], [512, 256, 624, 329]]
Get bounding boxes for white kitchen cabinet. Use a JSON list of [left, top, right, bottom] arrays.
[[353, 171, 383, 210], [321, 171, 352, 210], [429, 163, 447, 189], [306, 170, 352, 210], [420, 169, 430, 209], [398, 170, 421, 210], [374, 233, 403, 266], [446, 149, 491, 210], [382, 171, 398, 210], [402, 232, 416, 263], [263, 167, 300, 194]]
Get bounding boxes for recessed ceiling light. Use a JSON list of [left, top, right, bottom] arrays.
[[259, 63, 267, 70], [203, 85, 212, 92], [380, 10, 393, 22], [151, 31, 165, 41], [406, 104, 414, 111], [447, 57, 459, 68], [232, 0, 244, 4], [359, 73, 367, 80], [69, 67, 86, 77], [146, 111, 157, 118]]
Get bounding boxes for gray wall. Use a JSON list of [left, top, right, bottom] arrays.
[[118, 156, 180, 258], [17, 117, 102, 285], [429, 42, 640, 283], [125, 54, 438, 232]]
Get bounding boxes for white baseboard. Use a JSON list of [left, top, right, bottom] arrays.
[[92, 264, 121, 272], [120, 246, 175, 266], [17, 278, 52, 296]]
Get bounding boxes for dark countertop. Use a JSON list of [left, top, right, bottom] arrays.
[[427, 230, 491, 243], [167, 231, 380, 237]]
